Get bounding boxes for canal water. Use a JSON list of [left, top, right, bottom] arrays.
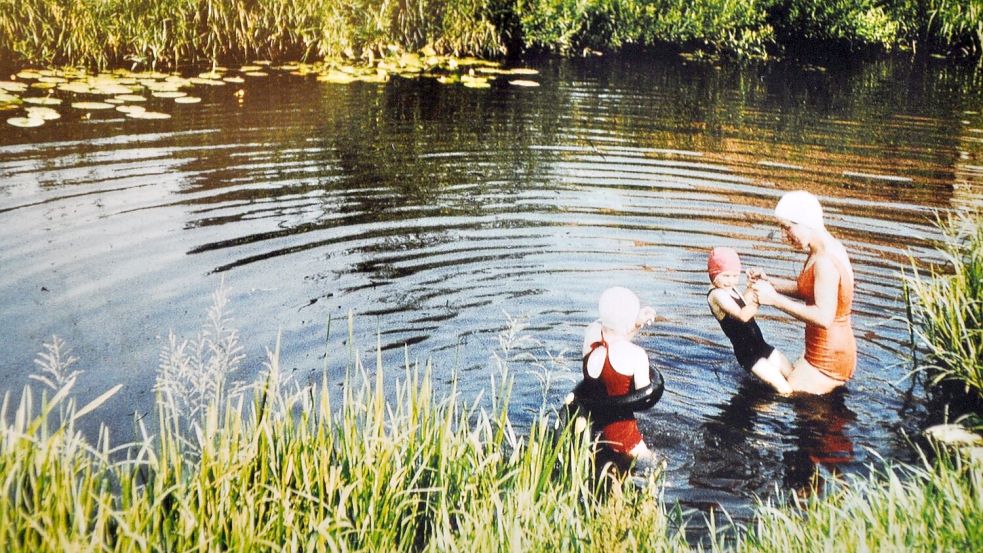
[[1, 53, 980, 518]]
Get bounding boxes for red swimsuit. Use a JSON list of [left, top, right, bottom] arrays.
[[583, 336, 644, 454]]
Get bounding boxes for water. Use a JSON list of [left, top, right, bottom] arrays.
[[1, 54, 981, 518]]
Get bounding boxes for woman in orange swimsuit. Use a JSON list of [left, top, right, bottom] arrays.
[[750, 190, 856, 395]]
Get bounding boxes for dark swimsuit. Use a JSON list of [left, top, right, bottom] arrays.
[[710, 289, 775, 372]]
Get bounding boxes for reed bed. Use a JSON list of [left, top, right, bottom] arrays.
[[904, 211, 983, 396], [711, 447, 983, 552], [1, 285, 980, 551], [0, 289, 688, 551], [0, 0, 502, 69]]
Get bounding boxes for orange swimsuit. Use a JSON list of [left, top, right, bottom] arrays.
[[797, 254, 857, 381]]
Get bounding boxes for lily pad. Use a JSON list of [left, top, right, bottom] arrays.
[[198, 71, 223, 79], [25, 106, 60, 120], [507, 68, 539, 75], [116, 105, 146, 114], [509, 80, 539, 87], [189, 78, 226, 86], [37, 76, 68, 84], [23, 96, 62, 105], [7, 116, 44, 128], [16, 71, 43, 80], [0, 81, 29, 92], [57, 82, 94, 94], [71, 101, 114, 110], [126, 111, 171, 119], [93, 84, 133, 95], [113, 94, 147, 102], [152, 91, 187, 98], [244, 71, 269, 77], [239, 65, 263, 72], [174, 96, 201, 104], [30, 82, 57, 90], [222, 76, 245, 83], [317, 71, 356, 84]]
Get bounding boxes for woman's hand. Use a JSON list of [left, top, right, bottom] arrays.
[[752, 280, 779, 306], [747, 268, 768, 283], [636, 306, 656, 327]]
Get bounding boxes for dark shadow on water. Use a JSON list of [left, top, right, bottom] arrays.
[[784, 388, 857, 490]]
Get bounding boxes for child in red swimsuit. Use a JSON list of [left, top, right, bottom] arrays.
[[707, 247, 794, 395], [581, 286, 659, 461]]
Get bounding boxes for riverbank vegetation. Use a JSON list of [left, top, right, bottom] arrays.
[[1, 284, 981, 551], [904, 212, 983, 397], [0, 1, 980, 68]]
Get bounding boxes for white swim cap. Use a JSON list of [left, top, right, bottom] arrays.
[[774, 190, 825, 230], [598, 286, 640, 335]]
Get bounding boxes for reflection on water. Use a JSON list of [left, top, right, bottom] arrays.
[[0, 53, 981, 516]]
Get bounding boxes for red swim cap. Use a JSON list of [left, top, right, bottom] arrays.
[[708, 247, 741, 283]]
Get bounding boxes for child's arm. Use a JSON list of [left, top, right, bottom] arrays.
[[626, 306, 656, 340], [708, 288, 758, 322]]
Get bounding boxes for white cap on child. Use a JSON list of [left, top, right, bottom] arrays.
[[598, 286, 640, 335], [774, 190, 825, 231]]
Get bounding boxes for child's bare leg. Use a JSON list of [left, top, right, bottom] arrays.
[[750, 358, 793, 395], [767, 348, 794, 378]]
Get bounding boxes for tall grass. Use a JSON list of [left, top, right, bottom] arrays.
[[711, 446, 983, 552], [0, 0, 503, 69], [904, 211, 983, 396], [2, 284, 981, 550], [0, 288, 688, 551]]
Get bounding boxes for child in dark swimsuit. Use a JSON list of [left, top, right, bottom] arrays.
[[707, 247, 794, 395]]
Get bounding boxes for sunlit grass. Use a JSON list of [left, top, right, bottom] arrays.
[[1, 281, 980, 551], [904, 211, 983, 396], [710, 446, 983, 552], [0, 288, 687, 551]]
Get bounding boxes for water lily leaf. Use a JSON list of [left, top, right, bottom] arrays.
[[105, 98, 125, 104], [113, 94, 146, 102], [239, 65, 262, 72], [57, 82, 93, 94], [188, 78, 225, 86], [25, 106, 60, 120], [16, 71, 43, 80], [198, 71, 223, 79], [507, 68, 539, 75], [7, 116, 44, 127], [475, 67, 507, 75], [317, 71, 355, 84], [152, 91, 186, 98], [251, 60, 272, 66], [93, 84, 132, 95], [222, 76, 245, 83], [116, 105, 146, 114], [0, 81, 28, 92], [462, 80, 491, 89], [244, 71, 269, 77], [126, 111, 171, 119], [31, 82, 57, 90], [37, 76, 67, 84], [174, 96, 201, 104], [23, 97, 62, 105], [71, 101, 114, 110], [509, 80, 539, 87]]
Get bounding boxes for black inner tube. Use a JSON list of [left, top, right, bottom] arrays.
[[572, 367, 665, 412]]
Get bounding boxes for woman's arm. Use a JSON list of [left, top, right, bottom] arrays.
[[756, 257, 839, 328], [748, 268, 801, 298]]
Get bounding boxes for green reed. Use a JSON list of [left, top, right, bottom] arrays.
[[904, 211, 983, 396], [2, 284, 980, 551], [710, 446, 983, 552], [0, 0, 503, 70], [0, 297, 687, 551]]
